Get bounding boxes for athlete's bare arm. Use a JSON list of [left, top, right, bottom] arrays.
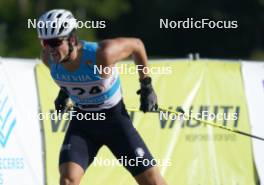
[[96, 37, 149, 80]]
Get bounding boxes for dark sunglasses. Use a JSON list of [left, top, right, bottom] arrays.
[[41, 38, 67, 48]]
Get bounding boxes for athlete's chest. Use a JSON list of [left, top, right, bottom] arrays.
[[51, 65, 118, 99]]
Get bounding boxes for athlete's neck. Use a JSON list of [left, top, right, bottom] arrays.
[[61, 42, 83, 72]]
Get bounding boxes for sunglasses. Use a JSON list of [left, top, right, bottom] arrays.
[[41, 38, 67, 48]]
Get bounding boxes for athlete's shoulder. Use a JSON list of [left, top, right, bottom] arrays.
[[80, 40, 98, 52]]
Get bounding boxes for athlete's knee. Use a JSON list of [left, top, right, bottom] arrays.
[[60, 175, 80, 185], [59, 162, 84, 185], [135, 167, 167, 185]]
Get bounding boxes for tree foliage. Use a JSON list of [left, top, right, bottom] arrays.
[[0, 0, 264, 59]]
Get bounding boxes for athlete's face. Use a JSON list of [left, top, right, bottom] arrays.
[[41, 38, 69, 63]]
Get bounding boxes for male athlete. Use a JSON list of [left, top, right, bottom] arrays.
[[37, 9, 168, 185]]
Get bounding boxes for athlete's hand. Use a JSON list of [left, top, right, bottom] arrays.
[[137, 77, 158, 113], [54, 89, 69, 113]]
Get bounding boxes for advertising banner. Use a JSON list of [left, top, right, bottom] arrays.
[[242, 61, 264, 185], [36, 60, 257, 185], [0, 59, 44, 185]]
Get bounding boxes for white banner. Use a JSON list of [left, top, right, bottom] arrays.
[[0, 58, 44, 185], [242, 61, 264, 184]]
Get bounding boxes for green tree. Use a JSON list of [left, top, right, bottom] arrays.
[[0, 0, 130, 57]]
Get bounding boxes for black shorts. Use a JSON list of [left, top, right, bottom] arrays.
[[59, 100, 156, 176]]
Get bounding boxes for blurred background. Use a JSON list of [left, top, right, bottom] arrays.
[[1, 0, 264, 60]]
